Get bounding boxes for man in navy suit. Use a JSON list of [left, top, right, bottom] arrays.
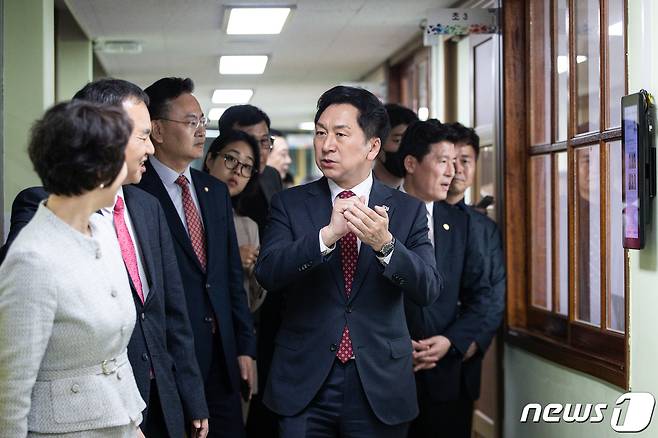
[[444, 122, 506, 438], [0, 79, 210, 437], [138, 77, 256, 438], [397, 120, 493, 438], [254, 86, 441, 437]]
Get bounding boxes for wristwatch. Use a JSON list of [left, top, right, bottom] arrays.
[[375, 237, 395, 258]]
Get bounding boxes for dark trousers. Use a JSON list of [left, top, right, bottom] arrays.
[[206, 343, 246, 438], [143, 379, 170, 438], [246, 392, 279, 438], [279, 359, 409, 438], [408, 393, 474, 438]]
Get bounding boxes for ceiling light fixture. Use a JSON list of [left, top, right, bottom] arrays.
[[298, 122, 315, 131], [211, 89, 254, 104], [226, 7, 291, 35], [208, 108, 228, 121], [219, 55, 268, 75]]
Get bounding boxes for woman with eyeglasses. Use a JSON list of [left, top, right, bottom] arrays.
[[203, 130, 266, 314]]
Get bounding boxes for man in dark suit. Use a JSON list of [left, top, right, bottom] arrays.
[[445, 122, 506, 437], [0, 79, 210, 438], [0, 187, 48, 264], [393, 119, 491, 438], [254, 86, 441, 437], [139, 77, 256, 438]]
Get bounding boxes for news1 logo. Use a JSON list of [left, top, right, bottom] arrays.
[[520, 392, 655, 432]]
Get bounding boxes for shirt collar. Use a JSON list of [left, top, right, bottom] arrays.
[[101, 186, 125, 216], [327, 172, 373, 202], [399, 183, 433, 219], [149, 155, 193, 187]]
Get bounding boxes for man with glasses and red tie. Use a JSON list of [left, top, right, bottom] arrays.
[[254, 86, 441, 437], [138, 77, 256, 438]]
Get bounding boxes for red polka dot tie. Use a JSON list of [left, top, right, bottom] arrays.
[[113, 196, 144, 303], [175, 175, 207, 271], [337, 190, 356, 363]]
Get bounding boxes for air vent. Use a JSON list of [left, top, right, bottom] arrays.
[[93, 40, 142, 54]]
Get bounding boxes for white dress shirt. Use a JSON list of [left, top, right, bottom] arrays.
[[319, 173, 393, 264], [101, 186, 151, 299], [149, 155, 205, 235], [400, 183, 434, 246]]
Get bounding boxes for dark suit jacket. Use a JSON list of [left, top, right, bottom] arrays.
[[137, 161, 256, 392], [0, 186, 208, 436], [236, 165, 283, 235], [405, 201, 490, 403], [460, 205, 506, 400], [254, 177, 441, 425], [0, 186, 48, 265]]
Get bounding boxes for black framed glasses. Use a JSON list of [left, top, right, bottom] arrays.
[[259, 136, 275, 151], [159, 116, 209, 131], [223, 154, 257, 178]]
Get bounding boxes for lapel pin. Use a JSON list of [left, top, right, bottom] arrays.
[[443, 223, 450, 231], [204, 187, 209, 192], [381, 205, 389, 212]]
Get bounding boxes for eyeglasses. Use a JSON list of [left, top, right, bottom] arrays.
[[259, 136, 275, 151], [223, 154, 257, 178], [159, 116, 209, 131]]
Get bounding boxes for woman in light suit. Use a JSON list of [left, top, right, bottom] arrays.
[[0, 101, 146, 437]]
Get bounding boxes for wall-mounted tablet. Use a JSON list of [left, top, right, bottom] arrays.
[[621, 90, 656, 250]]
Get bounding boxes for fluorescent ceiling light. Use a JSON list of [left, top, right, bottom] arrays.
[[219, 55, 268, 75], [557, 56, 568, 74], [211, 89, 253, 104], [576, 55, 587, 64], [417, 107, 429, 121], [227, 8, 291, 35], [208, 108, 227, 121], [299, 122, 315, 131], [206, 129, 220, 138]]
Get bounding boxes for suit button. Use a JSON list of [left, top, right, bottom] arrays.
[[117, 371, 122, 380], [206, 283, 211, 289], [120, 326, 127, 335], [330, 344, 337, 352], [204, 316, 213, 323], [71, 383, 80, 393], [110, 289, 118, 298], [142, 353, 149, 361], [346, 306, 352, 313], [140, 313, 145, 321]]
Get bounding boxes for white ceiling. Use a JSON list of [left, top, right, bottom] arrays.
[[64, 0, 455, 130]]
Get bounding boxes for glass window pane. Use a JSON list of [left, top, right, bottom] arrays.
[[607, 0, 625, 128], [556, 152, 569, 315], [529, 0, 551, 145], [607, 141, 625, 332], [575, 0, 601, 134], [556, 0, 569, 141], [575, 146, 601, 326], [530, 155, 552, 310], [475, 39, 494, 128]]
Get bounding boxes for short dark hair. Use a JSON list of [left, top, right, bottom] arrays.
[[218, 105, 271, 133], [394, 119, 457, 177], [143, 77, 194, 120], [28, 100, 131, 196], [315, 86, 390, 144], [449, 122, 480, 158], [270, 128, 284, 137], [73, 78, 149, 106], [203, 129, 261, 176], [385, 103, 418, 129]]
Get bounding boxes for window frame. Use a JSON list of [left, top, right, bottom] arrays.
[[503, 0, 629, 388]]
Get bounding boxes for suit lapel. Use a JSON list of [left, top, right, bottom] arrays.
[[140, 161, 204, 272], [349, 179, 393, 303], [305, 178, 346, 298], [123, 187, 156, 306]]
